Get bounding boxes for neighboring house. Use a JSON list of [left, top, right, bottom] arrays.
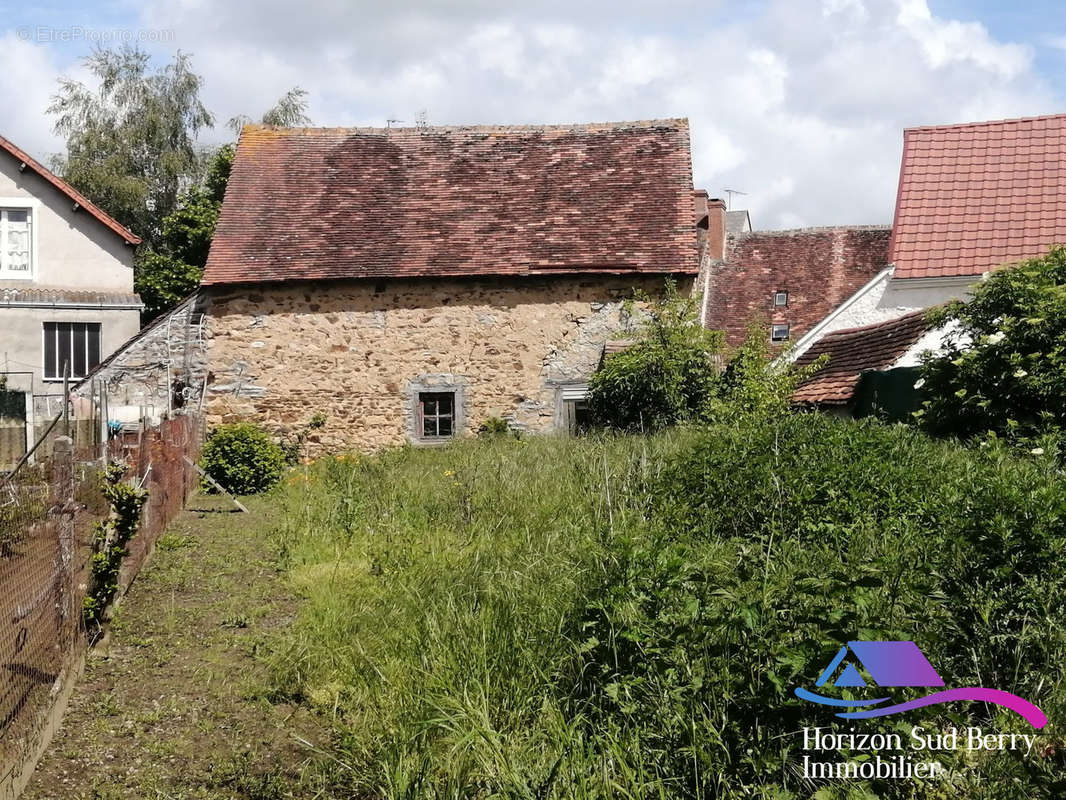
[[702, 225, 892, 348], [0, 134, 141, 406], [791, 310, 936, 418], [724, 209, 752, 237], [789, 112, 1066, 367], [198, 120, 703, 453]]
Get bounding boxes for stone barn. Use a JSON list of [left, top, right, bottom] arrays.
[[198, 120, 706, 452]]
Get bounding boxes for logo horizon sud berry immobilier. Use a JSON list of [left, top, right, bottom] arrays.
[[793, 640, 1047, 729]]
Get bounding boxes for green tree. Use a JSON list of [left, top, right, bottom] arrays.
[[135, 90, 308, 320], [587, 282, 723, 431], [227, 87, 312, 134], [48, 46, 214, 249], [134, 145, 233, 319], [917, 246, 1066, 445]]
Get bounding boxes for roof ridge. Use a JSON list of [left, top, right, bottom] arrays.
[[905, 110, 1066, 134], [731, 224, 892, 238], [240, 118, 689, 137], [0, 133, 141, 246], [817, 309, 931, 341]]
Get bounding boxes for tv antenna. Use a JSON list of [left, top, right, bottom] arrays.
[[723, 188, 747, 210], [415, 110, 428, 129], [386, 118, 404, 128]]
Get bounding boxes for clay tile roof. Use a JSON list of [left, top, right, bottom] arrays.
[[0, 287, 142, 307], [202, 120, 698, 286], [0, 134, 141, 246], [891, 112, 1066, 279], [791, 310, 932, 405]]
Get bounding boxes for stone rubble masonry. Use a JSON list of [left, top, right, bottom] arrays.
[[204, 274, 688, 454], [72, 296, 208, 420], [704, 226, 891, 348]]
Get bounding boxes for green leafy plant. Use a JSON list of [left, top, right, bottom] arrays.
[[84, 463, 147, 632], [280, 412, 328, 465], [477, 416, 512, 437], [917, 245, 1066, 447], [202, 422, 285, 495], [587, 280, 723, 431], [713, 320, 828, 422]]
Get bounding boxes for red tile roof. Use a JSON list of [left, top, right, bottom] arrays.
[[890, 113, 1066, 280], [792, 310, 932, 405], [0, 134, 141, 246], [202, 120, 698, 286]]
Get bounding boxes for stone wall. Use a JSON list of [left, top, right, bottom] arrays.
[[204, 274, 689, 453], [705, 226, 891, 348], [71, 296, 208, 424]]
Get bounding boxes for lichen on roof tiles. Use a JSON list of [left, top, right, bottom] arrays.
[[202, 120, 698, 285]]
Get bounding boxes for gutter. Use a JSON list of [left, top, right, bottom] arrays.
[[0, 300, 144, 311]]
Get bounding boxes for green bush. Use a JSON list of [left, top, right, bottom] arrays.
[[918, 245, 1066, 446], [587, 281, 722, 431], [201, 422, 285, 495], [477, 416, 512, 437], [570, 413, 1066, 797]]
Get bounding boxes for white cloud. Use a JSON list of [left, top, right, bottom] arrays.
[[2, 0, 1060, 229]]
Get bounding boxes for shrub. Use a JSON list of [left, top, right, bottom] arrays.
[[279, 412, 328, 465], [587, 281, 722, 431], [570, 413, 1066, 797], [713, 320, 827, 422], [202, 422, 285, 495], [477, 416, 512, 437], [918, 245, 1066, 445]]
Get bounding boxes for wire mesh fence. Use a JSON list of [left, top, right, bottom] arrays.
[[0, 412, 202, 798]]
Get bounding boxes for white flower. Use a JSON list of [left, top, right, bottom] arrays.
[[987, 332, 1006, 344], [913, 378, 926, 389], [1014, 369, 1028, 378], [1032, 448, 1045, 455]]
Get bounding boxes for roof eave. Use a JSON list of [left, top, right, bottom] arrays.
[[0, 134, 142, 246]]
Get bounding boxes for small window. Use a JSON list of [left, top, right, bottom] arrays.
[[419, 391, 455, 439], [773, 290, 788, 307], [43, 322, 102, 380], [771, 323, 790, 342], [1, 207, 33, 277]]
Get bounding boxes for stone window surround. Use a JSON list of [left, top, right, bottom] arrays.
[[406, 375, 466, 445]]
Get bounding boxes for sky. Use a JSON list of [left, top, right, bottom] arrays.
[[0, 0, 1063, 229]]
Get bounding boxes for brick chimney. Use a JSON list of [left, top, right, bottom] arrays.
[[706, 197, 727, 261]]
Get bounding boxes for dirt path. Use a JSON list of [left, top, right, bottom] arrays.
[[21, 494, 324, 800]]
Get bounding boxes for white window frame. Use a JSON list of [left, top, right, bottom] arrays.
[[771, 323, 791, 342], [773, 290, 789, 307], [0, 198, 38, 280], [42, 322, 102, 381]]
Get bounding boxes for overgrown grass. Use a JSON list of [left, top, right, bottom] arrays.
[[268, 432, 687, 797], [265, 418, 1066, 799]]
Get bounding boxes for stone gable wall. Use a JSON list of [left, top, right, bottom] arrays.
[[204, 274, 689, 454]]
